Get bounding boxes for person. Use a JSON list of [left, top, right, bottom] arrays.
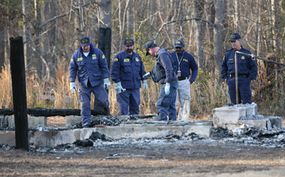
[[221, 32, 257, 104], [111, 38, 148, 115], [144, 40, 178, 121], [69, 36, 111, 127], [170, 39, 198, 121]]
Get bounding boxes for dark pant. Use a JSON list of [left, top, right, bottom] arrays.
[[156, 82, 178, 121], [227, 77, 252, 104], [79, 83, 109, 126], [117, 89, 140, 115]]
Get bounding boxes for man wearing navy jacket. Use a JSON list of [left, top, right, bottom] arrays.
[[221, 33, 257, 104], [111, 38, 148, 115], [69, 36, 110, 127], [170, 39, 198, 121]]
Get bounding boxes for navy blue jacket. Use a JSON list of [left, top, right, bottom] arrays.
[[69, 44, 110, 87], [221, 47, 257, 80], [111, 50, 146, 89], [152, 48, 177, 84], [170, 51, 198, 82]]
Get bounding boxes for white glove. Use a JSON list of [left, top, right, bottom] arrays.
[[70, 82, 76, 94], [164, 83, 170, 95], [142, 80, 148, 89], [115, 82, 126, 94], [104, 78, 111, 89]]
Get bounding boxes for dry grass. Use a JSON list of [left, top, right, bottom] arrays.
[[0, 66, 12, 108], [0, 63, 231, 116]]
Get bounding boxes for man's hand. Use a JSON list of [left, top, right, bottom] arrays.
[[104, 78, 111, 89], [70, 82, 76, 94], [142, 72, 151, 80], [164, 83, 170, 95], [190, 78, 195, 84], [115, 82, 126, 94], [142, 80, 148, 89]]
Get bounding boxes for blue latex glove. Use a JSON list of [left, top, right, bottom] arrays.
[[70, 82, 76, 94], [115, 82, 126, 94], [164, 83, 170, 95], [142, 80, 148, 89], [104, 78, 111, 89]]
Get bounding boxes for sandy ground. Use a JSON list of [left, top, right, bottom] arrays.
[[1, 139, 285, 177]]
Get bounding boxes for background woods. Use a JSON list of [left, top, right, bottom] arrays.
[[0, 0, 285, 116]]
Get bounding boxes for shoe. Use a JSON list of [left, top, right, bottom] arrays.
[[82, 123, 92, 128], [153, 116, 166, 121]]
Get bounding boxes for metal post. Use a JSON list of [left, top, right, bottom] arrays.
[[10, 36, 29, 150], [234, 52, 239, 104]]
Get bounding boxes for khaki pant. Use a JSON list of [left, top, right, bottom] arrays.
[[176, 79, 191, 121]]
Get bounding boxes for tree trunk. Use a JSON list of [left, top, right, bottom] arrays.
[[270, 0, 277, 53], [194, 0, 205, 68], [126, 0, 134, 38], [21, 0, 28, 70], [233, 0, 239, 31], [256, 0, 261, 57], [41, 0, 58, 77], [33, 0, 44, 78], [0, 24, 5, 71], [206, 0, 215, 71], [213, 0, 226, 73], [73, 0, 82, 48]]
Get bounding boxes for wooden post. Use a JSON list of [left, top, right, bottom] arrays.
[[10, 36, 29, 150], [93, 27, 112, 115], [98, 27, 112, 68]]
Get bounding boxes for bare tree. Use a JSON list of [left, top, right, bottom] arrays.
[[233, 0, 239, 31], [22, 0, 28, 70], [194, 0, 205, 68], [126, 0, 134, 37], [213, 0, 226, 72]]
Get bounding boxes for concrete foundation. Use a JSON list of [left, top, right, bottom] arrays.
[[0, 102, 282, 148], [0, 120, 212, 147]]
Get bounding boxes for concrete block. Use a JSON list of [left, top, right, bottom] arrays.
[[225, 123, 246, 136], [0, 115, 9, 128], [8, 116, 47, 129], [185, 121, 212, 137], [243, 103, 257, 116], [29, 129, 78, 147], [29, 116, 47, 128], [213, 106, 247, 128], [64, 116, 81, 127], [0, 131, 15, 146], [239, 119, 270, 130], [95, 124, 181, 139], [267, 116, 282, 129]]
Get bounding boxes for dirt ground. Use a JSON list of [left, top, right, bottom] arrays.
[[1, 139, 285, 177]]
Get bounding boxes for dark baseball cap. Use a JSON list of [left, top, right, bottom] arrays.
[[229, 33, 241, 42], [143, 40, 157, 55], [124, 38, 134, 47], [80, 36, 91, 46], [174, 39, 185, 48]]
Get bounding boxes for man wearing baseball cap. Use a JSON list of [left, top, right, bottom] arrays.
[[69, 36, 111, 127], [144, 40, 178, 121], [111, 38, 148, 115], [221, 32, 257, 104], [170, 38, 198, 121]]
